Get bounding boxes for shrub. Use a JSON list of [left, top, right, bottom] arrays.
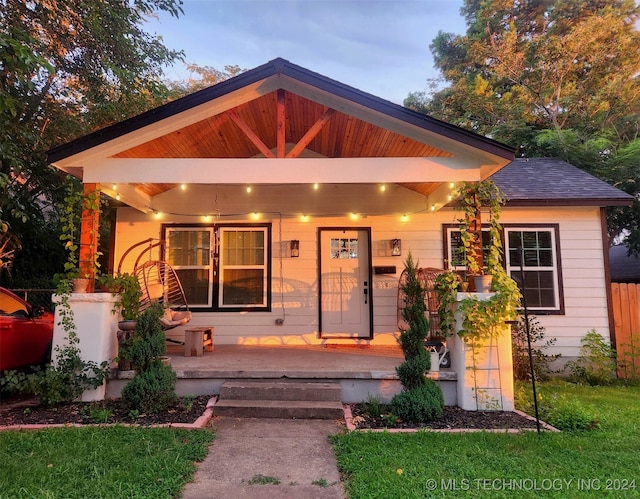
[[511, 314, 560, 381], [566, 330, 616, 385], [543, 393, 598, 432], [395, 351, 431, 389], [119, 303, 166, 372], [363, 393, 383, 418], [121, 362, 177, 413], [390, 380, 444, 423]]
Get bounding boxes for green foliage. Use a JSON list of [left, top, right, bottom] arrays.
[[121, 362, 177, 413], [456, 180, 505, 276], [390, 380, 444, 423], [0, 427, 214, 499], [334, 381, 640, 498], [511, 314, 560, 381], [1, 332, 109, 407], [118, 303, 166, 372], [395, 351, 431, 390], [1, 0, 184, 282], [100, 272, 143, 320], [566, 330, 617, 385], [363, 393, 383, 419], [543, 394, 599, 432], [433, 270, 460, 338], [411, 1, 640, 255], [457, 267, 521, 341], [396, 253, 432, 389]]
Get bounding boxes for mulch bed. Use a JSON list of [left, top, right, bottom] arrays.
[[349, 404, 540, 430], [0, 395, 212, 426]]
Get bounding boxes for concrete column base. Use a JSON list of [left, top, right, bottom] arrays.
[[52, 292, 119, 401]]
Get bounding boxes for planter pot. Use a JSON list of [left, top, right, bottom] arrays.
[[473, 275, 493, 293], [118, 320, 138, 331], [429, 351, 440, 373], [72, 278, 91, 293], [160, 356, 171, 367]]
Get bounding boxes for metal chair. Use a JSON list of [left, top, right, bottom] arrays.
[[397, 267, 451, 368]]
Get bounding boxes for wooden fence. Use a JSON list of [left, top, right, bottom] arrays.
[[611, 283, 640, 378]]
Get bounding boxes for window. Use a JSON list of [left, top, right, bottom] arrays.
[[164, 224, 271, 311], [445, 226, 491, 271], [165, 227, 214, 308], [444, 224, 563, 313], [218, 226, 270, 309], [505, 227, 562, 313]]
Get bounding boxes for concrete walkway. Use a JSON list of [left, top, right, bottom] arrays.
[[180, 417, 346, 499]]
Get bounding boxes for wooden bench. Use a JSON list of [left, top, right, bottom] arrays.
[[184, 327, 214, 357]]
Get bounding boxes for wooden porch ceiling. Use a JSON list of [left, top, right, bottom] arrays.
[[112, 90, 453, 198]]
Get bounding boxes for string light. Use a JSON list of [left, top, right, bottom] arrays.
[[380, 184, 386, 192], [401, 214, 409, 222], [246, 186, 252, 194], [313, 183, 319, 190], [350, 212, 358, 220], [301, 214, 309, 222], [180, 183, 187, 191]]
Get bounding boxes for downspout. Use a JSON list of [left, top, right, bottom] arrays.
[[600, 207, 616, 348]]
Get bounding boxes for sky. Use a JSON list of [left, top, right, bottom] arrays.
[[147, 0, 468, 104]]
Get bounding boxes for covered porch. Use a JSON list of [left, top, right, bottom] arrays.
[[107, 343, 458, 405]]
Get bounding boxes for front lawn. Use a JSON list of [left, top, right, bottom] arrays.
[[0, 426, 213, 499], [332, 381, 640, 498]]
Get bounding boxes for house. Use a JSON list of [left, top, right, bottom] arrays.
[[47, 58, 633, 368]]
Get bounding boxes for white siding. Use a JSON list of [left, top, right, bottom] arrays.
[[114, 205, 610, 358]]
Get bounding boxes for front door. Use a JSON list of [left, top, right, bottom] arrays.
[[319, 228, 372, 339]]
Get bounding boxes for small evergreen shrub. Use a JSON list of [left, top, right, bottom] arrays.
[[119, 303, 166, 372], [121, 362, 177, 413], [395, 351, 430, 389], [391, 380, 444, 423]]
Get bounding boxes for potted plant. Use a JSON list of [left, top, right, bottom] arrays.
[[58, 181, 103, 292], [456, 180, 504, 292], [99, 272, 143, 330]]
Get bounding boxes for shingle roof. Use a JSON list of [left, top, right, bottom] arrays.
[[490, 158, 633, 207]]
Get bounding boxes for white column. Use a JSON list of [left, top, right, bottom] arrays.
[[52, 292, 120, 401], [450, 293, 514, 411]]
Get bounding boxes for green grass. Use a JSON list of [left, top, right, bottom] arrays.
[[332, 381, 640, 498], [0, 426, 214, 499]]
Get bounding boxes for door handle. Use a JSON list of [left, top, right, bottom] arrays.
[[363, 288, 368, 304]]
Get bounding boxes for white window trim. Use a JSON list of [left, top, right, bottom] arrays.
[[218, 226, 269, 309], [165, 227, 214, 308], [504, 226, 561, 312]]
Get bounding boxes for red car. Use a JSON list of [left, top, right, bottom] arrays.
[[0, 287, 54, 372]]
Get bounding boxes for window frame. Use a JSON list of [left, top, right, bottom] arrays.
[[443, 223, 564, 315], [162, 223, 272, 312]]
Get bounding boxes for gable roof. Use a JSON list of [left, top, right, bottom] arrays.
[[47, 57, 515, 166], [490, 158, 633, 207]]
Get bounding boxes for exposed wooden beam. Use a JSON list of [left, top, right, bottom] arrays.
[[226, 109, 275, 158], [277, 89, 286, 158], [286, 108, 335, 159]]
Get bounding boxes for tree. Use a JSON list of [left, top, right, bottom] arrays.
[[408, 0, 640, 252], [0, 0, 184, 277]]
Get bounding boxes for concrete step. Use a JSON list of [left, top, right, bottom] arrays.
[[220, 381, 342, 402], [214, 399, 344, 419]]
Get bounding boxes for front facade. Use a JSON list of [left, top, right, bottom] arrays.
[[48, 59, 632, 362]]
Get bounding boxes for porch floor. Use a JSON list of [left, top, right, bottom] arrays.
[[165, 344, 407, 379], [109, 344, 457, 404]]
